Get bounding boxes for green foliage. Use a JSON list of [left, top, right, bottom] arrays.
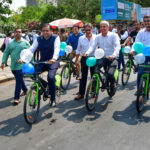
[[128, 0, 150, 7], [0, 0, 12, 21]]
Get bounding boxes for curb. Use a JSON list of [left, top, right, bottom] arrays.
[[0, 76, 15, 83]]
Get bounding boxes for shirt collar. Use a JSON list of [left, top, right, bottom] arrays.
[[14, 38, 24, 42], [144, 28, 150, 33], [83, 34, 94, 39]]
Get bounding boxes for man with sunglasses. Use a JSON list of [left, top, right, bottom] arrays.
[[74, 23, 96, 100], [133, 15, 150, 95], [28, 23, 60, 106]]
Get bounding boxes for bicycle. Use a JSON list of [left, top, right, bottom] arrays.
[[136, 64, 150, 113], [85, 59, 119, 111], [122, 53, 138, 86], [23, 61, 61, 124], [60, 54, 78, 90]]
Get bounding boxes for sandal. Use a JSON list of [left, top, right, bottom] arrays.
[[20, 91, 27, 96], [12, 100, 20, 105]]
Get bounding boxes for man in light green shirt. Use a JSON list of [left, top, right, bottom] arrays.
[[1, 28, 30, 104]]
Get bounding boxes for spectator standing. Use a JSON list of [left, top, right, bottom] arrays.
[[117, 25, 128, 71], [92, 22, 98, 35], [1, 28, 30, 105]]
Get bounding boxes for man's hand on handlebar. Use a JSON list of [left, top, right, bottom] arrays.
[[49, 59, 56, 64], [108, 55, 115, 60]]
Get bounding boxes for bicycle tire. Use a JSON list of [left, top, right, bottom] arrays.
[[85, 76, 99, 111], [60, 64, 71, 90], [136, 78, 148, 113], [122, 61, 131, 86], [107, 75, 119, 97], [24, 85, 40, 124]]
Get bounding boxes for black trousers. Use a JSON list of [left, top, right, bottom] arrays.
[[95, 58, 118, 86], [35, 60, 60, 101], [79, 57, 95, 95]]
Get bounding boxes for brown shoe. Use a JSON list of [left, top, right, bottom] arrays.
[[20, 91, 27, 96], [74, 94, 84, 100]]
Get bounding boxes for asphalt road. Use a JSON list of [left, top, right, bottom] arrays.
[[0, 71, 150, 150]]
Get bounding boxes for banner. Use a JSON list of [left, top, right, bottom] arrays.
[[101, 0, 117, 20], [101, 0, 141, 21], [141, 8, 150, 21]]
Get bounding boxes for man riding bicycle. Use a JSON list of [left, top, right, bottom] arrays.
[[132, 15, 150, 95], [85, 21, 120, 95], [20, 23, 60, 106]]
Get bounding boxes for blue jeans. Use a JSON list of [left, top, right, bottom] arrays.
[[12, 70, 27, 100], [137, 56, 150, 89]]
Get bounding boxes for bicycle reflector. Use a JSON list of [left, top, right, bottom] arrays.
[[86, 57, 97, 67], [22, 63, 35, 74]]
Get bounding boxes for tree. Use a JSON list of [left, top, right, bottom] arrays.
[[128, 0, 150, 7], [57, 0, 101, 23], [0, 0, 12, 21]]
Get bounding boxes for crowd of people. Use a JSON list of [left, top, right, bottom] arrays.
[[1, 15, 150, 106]]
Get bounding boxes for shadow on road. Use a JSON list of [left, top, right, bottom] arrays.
[[55, 95, 113, 123], [112, 100, 150, 125], [0, 113, 32, 137], [0, 97, 14, 109]]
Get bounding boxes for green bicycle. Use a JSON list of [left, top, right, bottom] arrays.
[[136, 64, 150, 113], [85, 61, 119, 111], [122, 53, 138, 86], [60, 54, 78, 90], [23, 61, 61, 124]]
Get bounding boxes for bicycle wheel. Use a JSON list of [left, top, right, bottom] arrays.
[[85, 75, 99, 111], [107, 76, 119, 98], [136, 78, 148, 113], [122, 61, 131, 86], [60, 64, 71, 90], [24, 85, 40, 124]]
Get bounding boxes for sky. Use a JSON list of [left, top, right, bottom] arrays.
[[10, 0, 26, 11]]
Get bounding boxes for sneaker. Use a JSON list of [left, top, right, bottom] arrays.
[[76, 75, 81, 80], [49, 99, 56, 107]]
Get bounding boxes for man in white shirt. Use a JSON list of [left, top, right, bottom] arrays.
[[134, 15, 150, 93], [74, 23, 96, 100], [92, 22, 98, 35], [28, 23, 60, 106], [86, 21, 120, 95]]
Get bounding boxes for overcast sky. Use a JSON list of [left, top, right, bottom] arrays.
[[10, 0, 26, 11]]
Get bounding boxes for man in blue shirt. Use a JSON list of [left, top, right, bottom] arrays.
[[66, 24, 83, 79]]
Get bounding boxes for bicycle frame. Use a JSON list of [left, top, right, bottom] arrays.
[[139, 65, 150, 95]]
